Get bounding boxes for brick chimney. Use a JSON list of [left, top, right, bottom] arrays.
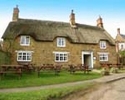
[[97, 16, 103, 28], [69, 10, 77, 28], [117, 28, 120, 34], [12, 5, 19, 21]]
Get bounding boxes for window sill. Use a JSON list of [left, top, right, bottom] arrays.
[[20, 44, 30, 46]]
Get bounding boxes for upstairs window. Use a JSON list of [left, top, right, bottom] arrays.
[[100, 41, 106, 49], [20, 36, 30, 46], [119, 43, 125, 50], [57, 38, 66, 47], [121, 44, 124, 49]]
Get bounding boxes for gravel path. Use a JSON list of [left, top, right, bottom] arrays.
[[81, 79, 125, 100], [61, 74, 125, 100]]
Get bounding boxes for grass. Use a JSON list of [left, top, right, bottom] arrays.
[[118, 68, 125, 73], [0, 81, 97, 100], [0, 71, 101, 89]]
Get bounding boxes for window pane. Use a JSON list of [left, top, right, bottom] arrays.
[[18, 56, 22, 60], [20, 36, 25, 44], [23, 55, 26, 60], [27, 55, 31, 60], [59, 39, 62, 45], [26, 36, 30, 44], [56, 54, 59, 61]]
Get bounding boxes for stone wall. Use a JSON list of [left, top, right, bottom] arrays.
[[3, 36, 117, 68]]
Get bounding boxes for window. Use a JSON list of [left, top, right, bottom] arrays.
[[121, 44, 124, 49], [17, 51, 32, 62], [20, 36, 30, 46], [119, 43, 125, 50], [53, 52, 68, 62], [99, 53, 108, 61], [100, 41, 106, 49], [57, 38, 66, 47]]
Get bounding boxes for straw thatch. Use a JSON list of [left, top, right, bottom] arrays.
[[2, 18, 115, 45]]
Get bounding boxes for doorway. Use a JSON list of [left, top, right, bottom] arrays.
[[82, 51, 93, 68]]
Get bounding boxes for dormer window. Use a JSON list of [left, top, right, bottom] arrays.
[[100, 41, 106, 49], [57, 37, 66, 47], [20, 36, 30, 46]]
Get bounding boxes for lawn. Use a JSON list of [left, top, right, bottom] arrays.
[[0, 81, 98, 100], [0, 71, 101, 89]]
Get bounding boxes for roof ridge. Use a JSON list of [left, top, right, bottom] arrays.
[[18, 18, 101, 29]]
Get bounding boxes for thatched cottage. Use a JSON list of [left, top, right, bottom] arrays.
[[2, 6, 117, 68], [115, 28, 125, 52], [115, 28, 125, 64]]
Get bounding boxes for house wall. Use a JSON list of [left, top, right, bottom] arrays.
[[3, 36, 117, 68], [115, 33, 125, 51]]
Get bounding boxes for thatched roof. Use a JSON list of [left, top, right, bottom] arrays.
[[2, 18, 115, 45], [115, 33, 125, 42], [0, 40, 3, 50], [120, 34, 125, 39]]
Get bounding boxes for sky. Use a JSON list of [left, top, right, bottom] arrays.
[[0, 0, 125, 40]]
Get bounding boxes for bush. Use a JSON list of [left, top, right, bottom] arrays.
[[101, 67, 110, 75], [0, 50, 11, 65]]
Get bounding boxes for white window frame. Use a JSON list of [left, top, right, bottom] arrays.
[[119, 43, 125, 51], [53, 52, 69, 62], [57, 37, 66, 47], [100, 41, 106, 49], [98, 53, 109, 61], [16, 51, 33, 62], [20, 36, 30, 46]]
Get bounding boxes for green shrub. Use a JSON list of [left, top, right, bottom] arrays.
[[0, 50, 11, 65]]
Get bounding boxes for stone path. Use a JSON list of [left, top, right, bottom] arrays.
[[66, 76, 125, 100]]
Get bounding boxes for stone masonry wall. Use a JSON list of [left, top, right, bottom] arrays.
[[3, 36, 117, 68]]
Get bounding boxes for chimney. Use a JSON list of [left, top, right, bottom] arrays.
[[117, 28, 120, 34], [97, 16, 103, 28], [69, 10, 77, 28], [12, 5, 19, 21]]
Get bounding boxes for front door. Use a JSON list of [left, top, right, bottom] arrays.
[[82, 51, 93, 69]]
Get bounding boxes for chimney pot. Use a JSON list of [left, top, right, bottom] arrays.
[[12, 5, 19, 21], [97, 16, 103, 28], [69, 10, 77, 28], [117, 28, 120, 34]]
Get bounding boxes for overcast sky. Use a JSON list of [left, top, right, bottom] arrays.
[[0, 0, 125, 40]]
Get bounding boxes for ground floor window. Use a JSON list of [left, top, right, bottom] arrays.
[[98, 53, 109, 61], [16, 51, 33, 62], [53, 52, 69, 62]]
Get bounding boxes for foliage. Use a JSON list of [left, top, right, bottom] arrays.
[[119, 50, 125, 57], [2, 35, 22, 64], [0, 50, 11, 65]]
